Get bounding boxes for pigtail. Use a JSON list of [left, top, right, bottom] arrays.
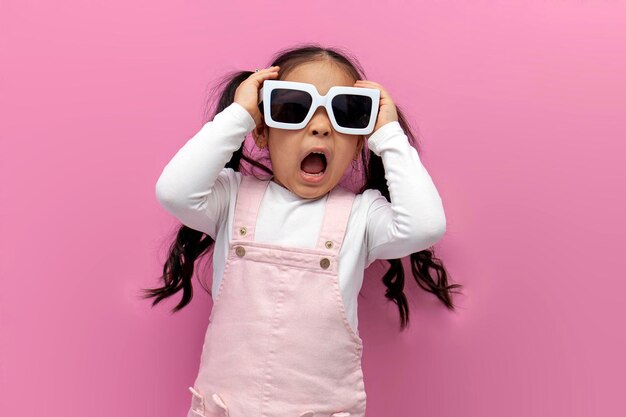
[[359, 105, 462, 330], [141, 69, 271, 312]]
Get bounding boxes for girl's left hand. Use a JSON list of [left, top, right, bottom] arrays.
[[354, 80, 399, 138]]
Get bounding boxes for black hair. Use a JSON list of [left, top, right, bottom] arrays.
[[142, 43, 462, 330]]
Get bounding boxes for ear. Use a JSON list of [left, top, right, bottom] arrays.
[[252, 122, 268, 149]]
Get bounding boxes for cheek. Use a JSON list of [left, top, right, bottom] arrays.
[[268, 141, 299, 170], [334, 145, 357, 168]]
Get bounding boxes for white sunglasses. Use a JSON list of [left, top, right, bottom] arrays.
[[257, 80, 381, 135]]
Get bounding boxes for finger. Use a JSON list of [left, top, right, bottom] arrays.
[[355, 81, 390, 98], [354, 80, 385, 93], [253, 66, 280, 74], [248, 67, 280, 85], [354, 79, 379, 86], [251, 67, 279, 81]]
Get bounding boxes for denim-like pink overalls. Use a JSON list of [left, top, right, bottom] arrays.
[[186, 174, 367, 417]]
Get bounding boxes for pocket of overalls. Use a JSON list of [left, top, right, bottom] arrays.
[[188, 386, 229, 417]]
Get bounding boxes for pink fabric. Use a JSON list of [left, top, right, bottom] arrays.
[[186, 174, 366, 417]]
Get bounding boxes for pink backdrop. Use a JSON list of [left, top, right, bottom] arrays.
[[1, 1, 624, 416]]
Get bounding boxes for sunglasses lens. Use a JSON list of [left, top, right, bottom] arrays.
[[331, 94, 372, 129], [270, 89, 312, 124]]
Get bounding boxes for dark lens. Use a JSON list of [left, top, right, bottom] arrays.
[[331, 94, 372, 129], [270, 89, 312, 124]]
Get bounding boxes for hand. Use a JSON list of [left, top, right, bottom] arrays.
[[234, 66, 280, 126], [353, 80, 399, 138]]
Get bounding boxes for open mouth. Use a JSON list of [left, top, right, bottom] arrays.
[[300, 151, 328, 177]]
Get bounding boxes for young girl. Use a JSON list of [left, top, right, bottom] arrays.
[[145, 44, 461, 417]]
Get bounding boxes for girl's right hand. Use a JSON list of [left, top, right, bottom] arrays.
[[234, 66, 280, 127]]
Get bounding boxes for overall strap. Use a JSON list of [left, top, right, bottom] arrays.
[[317, 186, 357, 256], [232, 174, 270, 242]]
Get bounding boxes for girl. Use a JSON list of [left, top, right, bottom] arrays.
[[145, 44, 461, 417]]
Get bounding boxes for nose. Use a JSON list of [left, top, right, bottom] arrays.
[[308, 105, 332, 136]]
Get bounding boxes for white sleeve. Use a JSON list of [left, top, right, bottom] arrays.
[[364, 121, 447, 268], [155, 102, 257, 238]]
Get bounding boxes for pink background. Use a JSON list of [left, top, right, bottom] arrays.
[[1, 1, 624, 416]]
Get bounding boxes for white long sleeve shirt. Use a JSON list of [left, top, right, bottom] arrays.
[[155, 102, 446, 334]]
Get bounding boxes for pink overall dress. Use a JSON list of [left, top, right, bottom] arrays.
[[186, 174, 367, 417]]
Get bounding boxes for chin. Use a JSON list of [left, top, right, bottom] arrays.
[[297, 189, 326, 200], [295, 184, 331, 200]]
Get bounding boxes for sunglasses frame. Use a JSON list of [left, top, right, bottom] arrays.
[[258, 80, 381, 135]]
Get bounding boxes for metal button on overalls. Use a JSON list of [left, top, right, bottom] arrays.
[[320, 258, 330, 269], [186, 174, 366, 417]]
